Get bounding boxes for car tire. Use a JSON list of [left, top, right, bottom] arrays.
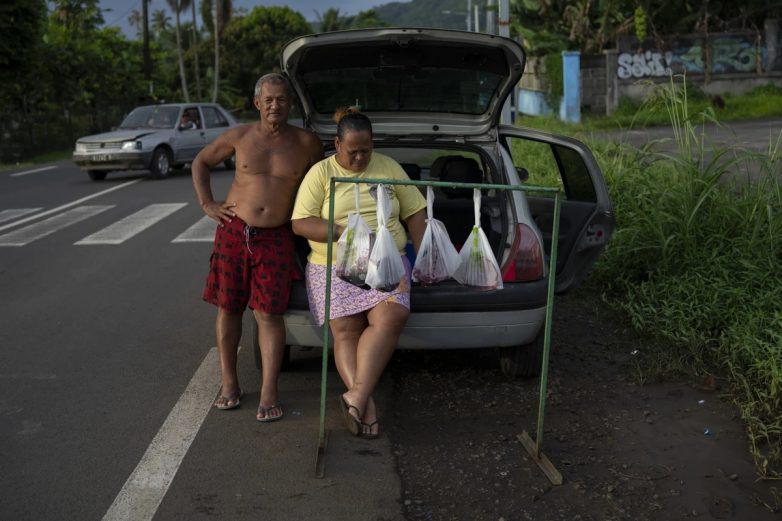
[[150, 147, 172, 179], [88, 170, 108, 181], [499, 329, 544, 377], [224, 156, 236, 170], [252, 320, 292, 371]]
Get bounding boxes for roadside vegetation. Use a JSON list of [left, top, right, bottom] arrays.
[[588, 82, 782, 129], [524, 78, 782, 479]]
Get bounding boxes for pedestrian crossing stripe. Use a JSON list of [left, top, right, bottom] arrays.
[[0, 206, 114, 247], [172, 216, 216, 243], [0, 208, 43, 225], [0, 204, 220, 246], [75, 203, 187, 245]]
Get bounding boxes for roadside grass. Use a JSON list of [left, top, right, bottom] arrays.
[[576, 77, 782, 479], [0, 149, 71, 172]]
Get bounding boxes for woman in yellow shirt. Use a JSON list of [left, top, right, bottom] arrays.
[[292, 108, 426, 439]]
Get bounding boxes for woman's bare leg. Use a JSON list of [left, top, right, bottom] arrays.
[[330, 314, 368, 423], [343, 301, 409, 435]]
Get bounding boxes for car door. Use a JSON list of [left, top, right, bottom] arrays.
[[500, 126, 614, 292], [175, 106, 206, 162], [201, 105, 232, 144]]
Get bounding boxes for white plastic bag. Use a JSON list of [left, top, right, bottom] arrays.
[[452, 189, 504, 290], [365, 184, 406, 291], [413, 186, 460, 284], [336, 184, 372, 287]]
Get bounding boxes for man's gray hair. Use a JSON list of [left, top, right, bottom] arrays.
[[254, 73, 292, 98]]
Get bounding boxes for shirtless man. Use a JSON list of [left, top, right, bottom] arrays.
[[192, 73, 323, 422]]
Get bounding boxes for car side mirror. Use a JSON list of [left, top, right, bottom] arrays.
[[516, 167, 530, 182]]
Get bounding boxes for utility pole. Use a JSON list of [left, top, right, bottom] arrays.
[[142, 0, 151, 93], [486, 0, 497, 35], [498, 0, 513, 124], [467, 0, 472, 31]]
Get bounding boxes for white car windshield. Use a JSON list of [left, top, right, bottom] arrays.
[[119, 106, 180, 129]]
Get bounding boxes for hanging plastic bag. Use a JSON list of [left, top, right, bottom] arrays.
[[336, 184, 372, 287], [452, 189, 504, 290], [365, 184, 406, 291], [413, 186, 460, 284]]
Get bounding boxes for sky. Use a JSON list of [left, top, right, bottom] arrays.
[[99, 0, 392, 35]]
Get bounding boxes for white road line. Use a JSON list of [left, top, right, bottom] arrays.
[[75, 203, 187, 245], [0, 205, 114, 246], [0, 179, 143, 233], [101, 347, 221, 521], [171, 215, 216, 243], [0, 208, 43, 225], [9, 165, 57, 177]]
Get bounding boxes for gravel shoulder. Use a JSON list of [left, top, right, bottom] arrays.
[[385, 287, 780, 521]]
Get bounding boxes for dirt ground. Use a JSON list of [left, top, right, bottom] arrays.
[[384, 288, 781, 521]]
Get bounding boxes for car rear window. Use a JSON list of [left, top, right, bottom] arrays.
[[202, 106, 230, 128], [296, 44, 508, 115]]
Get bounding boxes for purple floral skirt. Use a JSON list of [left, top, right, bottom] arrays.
[[305, 256, 412, 326]]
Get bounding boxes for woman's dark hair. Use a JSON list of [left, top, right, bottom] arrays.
[[334, 107, 372, 140]]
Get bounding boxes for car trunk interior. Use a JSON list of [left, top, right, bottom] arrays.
[[290, 145, 510, 298]]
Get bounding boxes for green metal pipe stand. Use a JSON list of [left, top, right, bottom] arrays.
[[314, 177, 563, 486]]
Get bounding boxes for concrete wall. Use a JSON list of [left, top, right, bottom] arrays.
[[518, 21, 782, 118]]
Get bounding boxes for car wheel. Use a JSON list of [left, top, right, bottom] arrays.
[[224, 155, 236, 170], [87, 170, 108, 181], [252, 320, 292, 371], [499, 329, 544, 377], [150, 147, 172, 179]]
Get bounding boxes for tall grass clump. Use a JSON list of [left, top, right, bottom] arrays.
[[590, 76, 782, 478]]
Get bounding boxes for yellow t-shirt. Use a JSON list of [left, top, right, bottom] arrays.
[[292, 152, 426, 266]]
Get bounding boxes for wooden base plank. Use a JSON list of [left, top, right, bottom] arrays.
[[518, 430, 563, 485]]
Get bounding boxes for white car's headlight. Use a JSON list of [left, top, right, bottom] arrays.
[[121, 140, 141, 151], [75, 143, 87, 153]]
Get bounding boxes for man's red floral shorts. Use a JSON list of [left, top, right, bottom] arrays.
[[203, 217, 296, 314]]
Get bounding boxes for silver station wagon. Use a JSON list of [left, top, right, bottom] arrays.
[[72, 103, 238, 181], [255, 28, 614, 377]]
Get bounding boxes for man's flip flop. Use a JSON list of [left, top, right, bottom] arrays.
[[339, 395, 362, 436], [214, 388, 243, 410], [256, 404, 284, 423]]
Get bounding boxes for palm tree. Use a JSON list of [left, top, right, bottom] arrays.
[[151, 9, 172, 41], [315, 8, 345, 32], [201, 0, 232, 103], [128, 9, 142, 37], [166, 0, 190, 102], [187, 0, 202, 100]]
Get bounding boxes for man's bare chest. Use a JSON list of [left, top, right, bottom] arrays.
[[237, 137, 307, 173]]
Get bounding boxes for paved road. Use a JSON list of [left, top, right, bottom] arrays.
[[597, 117, 782, 153], [0, 164, 401, 520]]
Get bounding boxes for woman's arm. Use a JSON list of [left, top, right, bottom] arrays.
[[292, 217, 344, 243], [403, 209, 427, 254]]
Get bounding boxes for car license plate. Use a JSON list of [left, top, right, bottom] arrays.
[[93, 154, 110, 161]]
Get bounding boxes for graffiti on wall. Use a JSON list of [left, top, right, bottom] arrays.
[[617, 50, 673, 78], [616, 32, 774, 78]]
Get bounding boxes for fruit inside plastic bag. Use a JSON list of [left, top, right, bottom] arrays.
[[365, 184, 406, 291], [452, 189, 504, 290], [336, 184, 373, 287], [413, 186, 460, 285]]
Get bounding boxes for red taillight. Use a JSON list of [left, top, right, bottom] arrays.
[[502, 223, 544, 282]]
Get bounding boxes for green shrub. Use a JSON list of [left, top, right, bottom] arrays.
[[589, 76, 782, 478]]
